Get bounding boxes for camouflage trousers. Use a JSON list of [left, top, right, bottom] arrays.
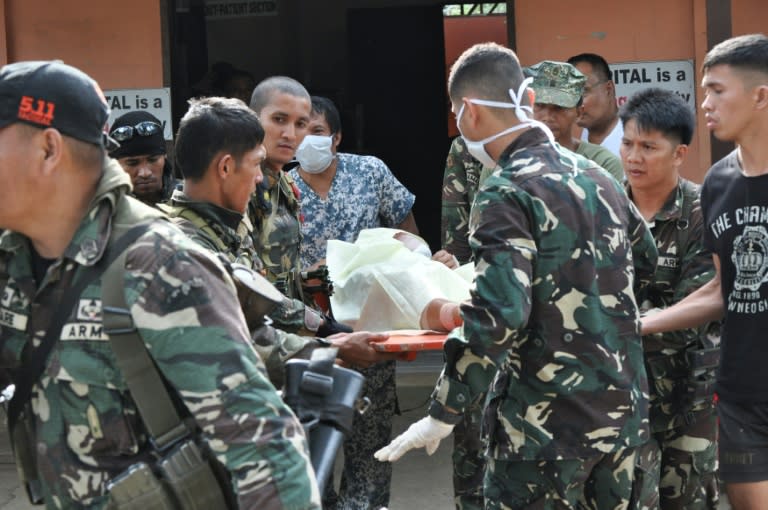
[[453, 394, 486, 510], [324, 360, 396, 510], [483, 447, 637, 509], [630, 410, 719, 510]]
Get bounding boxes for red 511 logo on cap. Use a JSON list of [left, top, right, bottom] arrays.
[[18, 95, 55, 126]]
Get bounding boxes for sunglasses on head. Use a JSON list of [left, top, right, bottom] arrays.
[[110, 121, 162, 142]]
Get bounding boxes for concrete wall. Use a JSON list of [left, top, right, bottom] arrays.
[[515, 0, 707, 181], [732, 0, 768, 36], [0, 0, 163, 89]]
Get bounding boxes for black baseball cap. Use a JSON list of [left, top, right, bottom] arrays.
[[0, 60, 117, 150]]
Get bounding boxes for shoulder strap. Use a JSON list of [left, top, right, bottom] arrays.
[[674, 180, 700, 254], [6, 223, 152, 434], [166, 205, 231, 257], [101, 232, 189, 450]]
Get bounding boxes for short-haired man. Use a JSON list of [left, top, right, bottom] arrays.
[[247, 77, 349, 342], [247, 76, 349, 337], [162, 96, 395, 384], [527, 60, 624, 183], [0, 61, 319, 508], [248, 75, 310, 279], [567, 52, 623, 157], [109, 110, 175, 205], [642, 33, 768, 509], [377, 42, 657, 508], [621, 88, 719, 509]]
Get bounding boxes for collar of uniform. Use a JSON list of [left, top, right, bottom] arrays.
[[262, 163, 282, 190], [625, 177, 683, 224], [497, 127, 550, 167], [168, 190, 246, 232], [0, 229, 22, 252], [63, 159, 132, 267]]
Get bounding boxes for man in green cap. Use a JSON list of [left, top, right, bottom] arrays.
[[527, 60, 624, 183]]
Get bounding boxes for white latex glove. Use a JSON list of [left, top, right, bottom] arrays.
[[374, 416, 455, 462]]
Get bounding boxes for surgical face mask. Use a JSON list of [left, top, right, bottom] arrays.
[[455, 77, 555, 168], [296, 134, 335, 174]]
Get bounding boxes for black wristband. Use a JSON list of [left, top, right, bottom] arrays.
[[427, 400, 463, 425]]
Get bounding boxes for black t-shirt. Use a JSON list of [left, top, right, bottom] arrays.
[[702, 149, 768, 403]]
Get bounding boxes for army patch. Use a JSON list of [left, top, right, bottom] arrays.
[[61, 322, 109, 341], [657, 256, 679, 269], [0, 308, 28, 330], [2, 286, 29, 309], [76, 298, 102, 321]]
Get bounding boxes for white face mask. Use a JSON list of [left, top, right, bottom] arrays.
[[296, 134, 335, 174], [455, 77, 555, 168]]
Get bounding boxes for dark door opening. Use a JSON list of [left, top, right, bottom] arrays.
[[347, 5, 449, 251]]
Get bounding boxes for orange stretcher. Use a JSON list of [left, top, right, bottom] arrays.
[[373, 330, 448, 360]]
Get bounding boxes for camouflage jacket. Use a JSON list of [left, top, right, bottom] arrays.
[[246, 165, 320, 334], [159, 191, 317, 386], [628, 178, 718, 432], [0, 161, 320, 509], [429, 129, 658, 461], [248, 165, 303, 280], [441, 137, 492, 264]]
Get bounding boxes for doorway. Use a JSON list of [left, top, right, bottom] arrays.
[[347, 5, 449, 250]]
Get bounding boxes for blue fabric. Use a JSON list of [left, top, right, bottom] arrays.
[[291, 152, 415, 268]]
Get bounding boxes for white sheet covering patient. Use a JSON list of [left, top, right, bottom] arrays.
[[327, 228, 473, 332]]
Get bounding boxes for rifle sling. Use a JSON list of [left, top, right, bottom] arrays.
[[7, 223, 152, 434], [101, 234, 189, 451]]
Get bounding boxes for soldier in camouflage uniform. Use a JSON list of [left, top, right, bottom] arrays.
[[0, 61, 320, 509], [440, 136, 495, 265], [439, 136, 493, 510], [620, 89, 719, 509], [377, 42, 657, 509], [247, 76, 308, 280], [249, 80, 398, 510], [245, 76, 352, 343], [161, 96, 397, 385], [526, 60, 625, 184]]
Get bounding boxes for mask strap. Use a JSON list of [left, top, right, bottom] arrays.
[[469, 77, 534, 121], [465, 77, 569, 164]]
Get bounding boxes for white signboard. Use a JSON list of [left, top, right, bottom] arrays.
[[204, 0, 278, 19], [104, 88, 173, 140], [610, 60, 696, 110]]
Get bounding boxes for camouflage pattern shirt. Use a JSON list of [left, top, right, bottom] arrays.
[[429, 128, 658, 461], [627, 178, 717, 432], [160, 191, 317, 387], [248, 165, 303, 280], [441, 137, 492, 264], [0, 161, 320, 509]]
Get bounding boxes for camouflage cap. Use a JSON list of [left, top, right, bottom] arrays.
[[524, 61, 586, 108]]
